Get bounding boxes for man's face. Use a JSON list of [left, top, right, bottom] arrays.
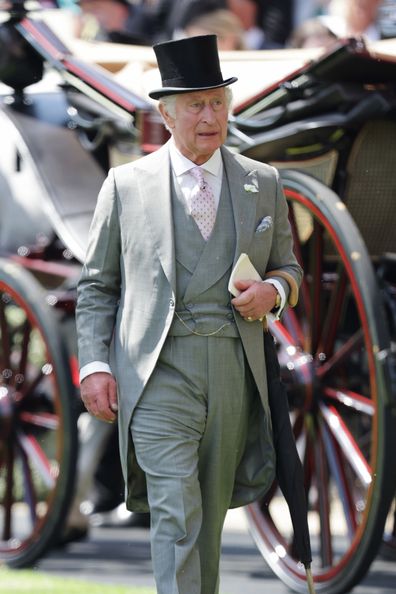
[[159, 88, 229, 164]]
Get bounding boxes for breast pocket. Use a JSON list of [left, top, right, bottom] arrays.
[[250, 223, 273, 269]]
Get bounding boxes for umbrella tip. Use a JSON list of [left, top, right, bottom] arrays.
[[305, 566, 317, 594]]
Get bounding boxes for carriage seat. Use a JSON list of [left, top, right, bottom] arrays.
[[0, 96, 105, 263], [344, 119, 396, 258]]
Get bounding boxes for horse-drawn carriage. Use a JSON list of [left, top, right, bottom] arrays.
[[1, 3, 396, 593]]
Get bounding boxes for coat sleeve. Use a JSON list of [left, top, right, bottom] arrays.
[[76, 168, 121, 369], [265, 168, 303, 306]]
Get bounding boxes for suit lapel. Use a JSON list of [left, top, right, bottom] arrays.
[[135, 144, 259, 297], [221, 146, 258, 266], [136, 142, 176, 293]]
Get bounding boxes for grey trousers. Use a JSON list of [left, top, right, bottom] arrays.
[[130, 334, 256, 594]]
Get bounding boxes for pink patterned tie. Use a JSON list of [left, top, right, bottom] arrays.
[[190, 167, 217, 240]]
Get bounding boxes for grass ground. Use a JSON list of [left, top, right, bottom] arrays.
[[0, 568, 156, 594]]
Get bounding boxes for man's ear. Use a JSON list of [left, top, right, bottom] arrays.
[[158, 102, 175, 129]]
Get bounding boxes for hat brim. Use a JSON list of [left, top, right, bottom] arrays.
[[148, 76, 238, 100]]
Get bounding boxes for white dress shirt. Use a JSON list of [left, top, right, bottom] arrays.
[[168, 138, 223, 211], [79, 142, 285, 383]]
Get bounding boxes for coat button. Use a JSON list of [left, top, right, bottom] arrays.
[[169, 298, 175, 307]]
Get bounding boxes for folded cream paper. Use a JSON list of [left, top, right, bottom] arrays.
[[228, 253, 262, 297]]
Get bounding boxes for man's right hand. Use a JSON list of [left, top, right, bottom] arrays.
[[80, 372, 118, 423]]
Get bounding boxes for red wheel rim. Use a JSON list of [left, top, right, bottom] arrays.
[[0, 280, 65, 560], [246, 180, 388, 591]]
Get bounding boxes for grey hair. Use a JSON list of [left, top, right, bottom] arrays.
[[158, 86, 233, 132], [159, 94, 178, 120]]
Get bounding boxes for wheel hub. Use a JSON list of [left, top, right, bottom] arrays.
[[278, 342, 317, 411]]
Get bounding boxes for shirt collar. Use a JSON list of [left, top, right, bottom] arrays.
[[169, 138, 222, 178]]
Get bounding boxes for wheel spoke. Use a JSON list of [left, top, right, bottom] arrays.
[[324, 387, 375, 416], [19, 411, 59, 430], [317, 329, 364, 379], [19, 368, 45, 401], [270, 321, 312, 387], [16, 431, 56, 489], [17, 441, 37, 527], [2, 442, 15, 541], [310, 221, 324, 355], [321, 420, 357, 541], [320, 403, 372, 487], [0, 297, 12, 375], [282, 308, 306, 348], [271, 319, 296, 347], [314, 420, 333, 567], [317, 268, 348, 358], [17, 320, 31, 387]]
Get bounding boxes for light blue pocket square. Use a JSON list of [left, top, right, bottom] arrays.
[[255, 215, 273, 233]]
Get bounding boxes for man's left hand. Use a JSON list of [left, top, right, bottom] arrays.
[[231, 280, 277, 322]]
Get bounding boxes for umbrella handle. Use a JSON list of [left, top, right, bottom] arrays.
[[306, 566, 316, 594]]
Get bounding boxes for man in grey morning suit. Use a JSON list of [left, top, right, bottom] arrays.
[[76, 35, 302, 594]]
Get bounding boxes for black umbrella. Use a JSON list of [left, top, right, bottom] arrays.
[[264, 329, 316, 594]]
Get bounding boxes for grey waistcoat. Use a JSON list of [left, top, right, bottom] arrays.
[[168, 170, 239, 338]]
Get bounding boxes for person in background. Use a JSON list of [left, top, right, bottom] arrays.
[[289, 0, 389, 49], [183, 8, 246, 50], [329, 0, 383, 41], [76, 34, 302, 594], [377, 0, 396, 39], [345, 0, 383, 40], [293, 0, 332, 31], [150, 0, 293, 49], [227, 0, 294, 48], [149, 0, 226, 42], [288, 15, 340, 49], [75, 0, 153, 44]]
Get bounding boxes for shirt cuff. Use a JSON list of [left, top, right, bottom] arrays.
[[262, 278, 286, 320], [80, 361, 112, 384]]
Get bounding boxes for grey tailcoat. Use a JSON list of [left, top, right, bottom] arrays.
[[76, 141, 303, 511]]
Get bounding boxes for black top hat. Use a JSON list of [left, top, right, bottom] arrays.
[[149, 35, 237, 100]]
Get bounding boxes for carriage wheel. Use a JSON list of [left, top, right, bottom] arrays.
[[246, 170, 396, 593], [0, 258, 77, 567]]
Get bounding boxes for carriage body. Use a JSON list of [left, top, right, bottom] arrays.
[[226, 38, 396, 593], [0, 5, 396, 592]]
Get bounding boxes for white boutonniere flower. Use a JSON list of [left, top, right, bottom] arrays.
[[244, 183, 259, 193]]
